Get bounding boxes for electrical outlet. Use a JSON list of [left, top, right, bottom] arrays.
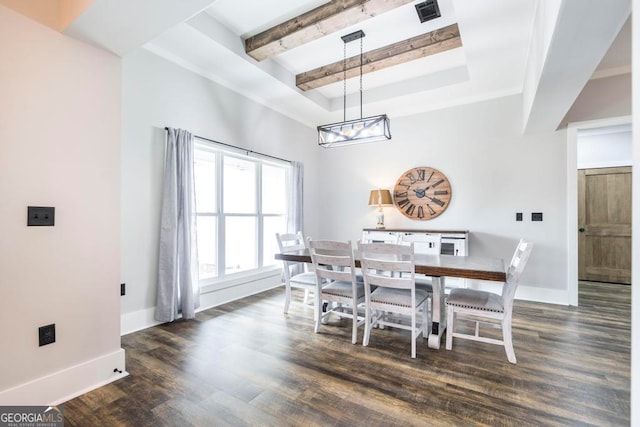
[[39, 324, 56, 346], [532, 212, 543, 221], [120, 283, 126, 296], [28, 206, 55, 226], [516, 212, 523, 221]]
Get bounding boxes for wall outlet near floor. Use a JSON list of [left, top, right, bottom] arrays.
[[27, 206, 55, 226], [120, 283, 126, 296], [531, 212, 543, 221]]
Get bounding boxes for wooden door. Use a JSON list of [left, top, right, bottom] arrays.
[[578, 167, 632, 284]]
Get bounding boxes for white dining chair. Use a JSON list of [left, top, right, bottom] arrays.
[[308, 238, 365, 344], [275, 232, 316, 314], [445, 239, 534, 363], [358, 241, 429, 358]]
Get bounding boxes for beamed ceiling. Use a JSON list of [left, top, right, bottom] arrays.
[[296, 23, 462, 91], [244, 0, 418, 61], [17, 0, 628, 131]]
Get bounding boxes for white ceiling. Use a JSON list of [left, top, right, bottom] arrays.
[[144, 0, 540, 127], [55, 0, 631, 130]]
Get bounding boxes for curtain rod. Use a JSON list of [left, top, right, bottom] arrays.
[[164, 127, 291, 164]]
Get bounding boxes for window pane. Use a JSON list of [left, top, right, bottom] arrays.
[[194, 148, 216, 213], [262, 164, 287, 214], [194, 144, 292, 283], [225, 216, 256, 273], [263, 216, 287, 266], [196, 216, 217, 279], [223, 156, 256, 213]]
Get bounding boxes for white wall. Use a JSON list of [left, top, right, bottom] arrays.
[[315, 94, 568, 302], [0, 5, 124, 404], [120, 49, 319, 333], [522, 0, 561, 127], [0, 0, 60, 30], [561, 74, 632, 128], [577, 124, 632, 169]]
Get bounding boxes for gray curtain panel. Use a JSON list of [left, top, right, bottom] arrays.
[[287, 161, 304, 276], [155, 127, 200, 322], [287, 161, 304, 235]]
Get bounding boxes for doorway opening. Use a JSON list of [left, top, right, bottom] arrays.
[[567, 116, 632, 305]]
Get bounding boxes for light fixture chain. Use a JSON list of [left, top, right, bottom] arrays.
[[360, 36, 363, 119], [343, 40, 347, 123]]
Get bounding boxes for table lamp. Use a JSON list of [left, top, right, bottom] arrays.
[[368, 189, 393, 229]]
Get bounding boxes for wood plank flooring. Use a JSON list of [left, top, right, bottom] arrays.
[[64, 281, 630, 426]]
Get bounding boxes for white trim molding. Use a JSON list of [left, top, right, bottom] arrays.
[[121, 270, 283, 335], [466, 281, 568, 306], [578, 160, 632, 169], [0, 349, 127, 406]]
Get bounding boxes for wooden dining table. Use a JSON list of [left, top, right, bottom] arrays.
[[275, 250, 506, 349]]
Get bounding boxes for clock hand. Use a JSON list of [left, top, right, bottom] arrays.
[[426, 195, 445, 207], [424, 179, 445, 193]]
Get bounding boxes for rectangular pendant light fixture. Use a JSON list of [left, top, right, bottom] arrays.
[[318, 114, 391, 147], [317, 30, 391, 148]]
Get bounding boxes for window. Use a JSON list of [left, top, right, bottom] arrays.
[[194, 141, 290, 284]]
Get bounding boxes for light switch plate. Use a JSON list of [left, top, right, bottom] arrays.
[[39, 324, 56, 346]]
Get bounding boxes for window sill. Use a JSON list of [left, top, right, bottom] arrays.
[[199, 266, 281, 294]]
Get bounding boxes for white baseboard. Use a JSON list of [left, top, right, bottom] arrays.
[[198, 273, 282, 312], [0, 349, 127, 406], [120, 306, 164, 335], [121, 272, 282, 335], [516, 285, 569, 305]]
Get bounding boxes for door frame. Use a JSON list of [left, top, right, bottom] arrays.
[[566, 115, 632, 305]]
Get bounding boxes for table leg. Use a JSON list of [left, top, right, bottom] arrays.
[[427, 276, 446, 349]]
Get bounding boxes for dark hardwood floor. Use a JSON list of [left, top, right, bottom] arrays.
[[64, 281, 630, 426]]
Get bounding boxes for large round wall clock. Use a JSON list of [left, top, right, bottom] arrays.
[[393, 167, 452, 220]]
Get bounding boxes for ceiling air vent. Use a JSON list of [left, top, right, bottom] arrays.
[[415, 0, 441, 23]]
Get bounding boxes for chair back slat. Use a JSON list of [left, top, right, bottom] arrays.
[[276, 231, 311, 280], [358, 242, 415, 291], [308, 239, 357, 284], [276, 232, 306, 253], [506, 239, 534, 283], [502, 239, 534, 307]]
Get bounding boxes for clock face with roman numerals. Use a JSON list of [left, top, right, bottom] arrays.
[[393, 167, 452, 220]]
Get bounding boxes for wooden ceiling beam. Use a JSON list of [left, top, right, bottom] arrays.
[[296, 23, 462, 91], [244, 0, 415, 61]]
